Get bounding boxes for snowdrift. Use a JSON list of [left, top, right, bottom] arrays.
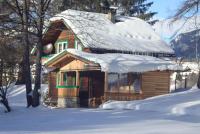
[[101, 86, 200, 116]]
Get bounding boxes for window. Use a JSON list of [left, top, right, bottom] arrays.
[[56, 72, 60, 86], [56, 41, 68, 53], [107, 73, 142, 93], [108, 73, 119, 92], [119, 74, 129, 93], [75, 40, 82, 51], [63, 43, 67, 50], [129, 73, 141, 93], [62, 72, 76, 86], [58, 43, 62, 53]]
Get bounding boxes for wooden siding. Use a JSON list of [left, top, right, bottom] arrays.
[[48, 72, 58, 98], [58, 88, 78, 97], [141, 71, 170, 98], [104, 92, 142, 101], [59, 59, 100, 71], [60, 60, 86, 71], [104, 71, 171, 102], [57, 30, 75, 48]]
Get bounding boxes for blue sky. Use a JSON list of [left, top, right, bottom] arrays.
[[150, 0, 185, 20]]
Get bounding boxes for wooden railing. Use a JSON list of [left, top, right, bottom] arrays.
[[104, 92, 142, 101]]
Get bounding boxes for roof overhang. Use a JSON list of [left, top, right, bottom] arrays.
[[44, 50, 100, 69], [44, 49, 183, 73]]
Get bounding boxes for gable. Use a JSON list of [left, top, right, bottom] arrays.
[[42, 20, 85, 55], [43, 21, 66, 46], [45, 51, 100, 71], [60, 59, 100, 71]]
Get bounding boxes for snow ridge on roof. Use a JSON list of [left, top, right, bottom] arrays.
[[50, 9, 174, 54]]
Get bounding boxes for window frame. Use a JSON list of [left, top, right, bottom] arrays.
[[74, 40, 83, 51], [56, 41, 68, 53]]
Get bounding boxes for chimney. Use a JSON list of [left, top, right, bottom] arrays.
[[108, 6, 118, 23]]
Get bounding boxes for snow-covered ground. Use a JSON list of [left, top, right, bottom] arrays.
[[1, 85, 200, 134]]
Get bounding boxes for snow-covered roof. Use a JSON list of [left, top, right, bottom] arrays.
[[45, 49, 181, 73], [50, 10, 174, 54]]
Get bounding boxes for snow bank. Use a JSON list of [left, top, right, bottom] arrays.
[[50, 9, 174, 54], [101, 86, 200, 116], [4, 84, 48, 108], [1, 84, 200, 134]]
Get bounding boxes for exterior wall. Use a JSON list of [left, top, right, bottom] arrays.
[[104, 71, 171, 102], [56, 30, 75, 49], [49, 70, 171, 108], [48, 72, 57, 99], [141, 71, 171, 98], [60, 60, 86, 71], [57, 97, 79, 108]]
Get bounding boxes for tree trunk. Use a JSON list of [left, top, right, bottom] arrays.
[[1, 98, 11, 112], [0, 59, 3, 87], [197, 71, 200, 89], [32, 40, 42, 107], [23, 0, 32, 107], [32, 0, 44, 107]]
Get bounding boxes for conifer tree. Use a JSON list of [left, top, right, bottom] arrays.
[[57, 0, 157, 24]]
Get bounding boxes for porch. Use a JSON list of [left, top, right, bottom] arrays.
[[45, 49, 176, 108], [55, 70, 105, 107]]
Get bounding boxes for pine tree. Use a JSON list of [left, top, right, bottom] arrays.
[[57, 0, 157, 24], [110, 0, 157, 24]]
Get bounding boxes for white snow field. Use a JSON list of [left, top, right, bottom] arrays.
[[1, 85, 200, 134]]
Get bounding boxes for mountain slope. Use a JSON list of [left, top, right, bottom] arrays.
[[153, 16, 200, 58]]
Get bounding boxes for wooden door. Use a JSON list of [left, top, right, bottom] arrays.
[[79, 72, 91, 107]]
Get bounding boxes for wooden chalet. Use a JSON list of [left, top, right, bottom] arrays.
[[40, 10, 180, 108]]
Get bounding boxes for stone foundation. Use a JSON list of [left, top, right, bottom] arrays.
[[57, 97, 79, 108]]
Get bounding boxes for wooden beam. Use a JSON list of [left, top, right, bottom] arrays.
[[76, 71, 80, 86], [104, 72, 108, 94]]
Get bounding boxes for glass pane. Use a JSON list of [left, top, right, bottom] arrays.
[[59, 44, 62, 52], [62, 72, 76, 86], [63, 73, 67, 85], [56, 73, 60, 85], [129, 73, 141, 93], [63, 43, 67, 50], [108, 73, 119, 92], [77, 43, 82, 50], [75, 40, 82, 51], [119, 74, 129, 93]]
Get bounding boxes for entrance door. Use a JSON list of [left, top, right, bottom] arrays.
[[79, 72, 91, 107], [79, 71, 105, 107]]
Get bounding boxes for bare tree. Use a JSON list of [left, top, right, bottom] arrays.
[[0, 35, 20, 112], [30, 0, 52, 107], [2, 0, 33, 107], [174, 0, 200, 88]]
